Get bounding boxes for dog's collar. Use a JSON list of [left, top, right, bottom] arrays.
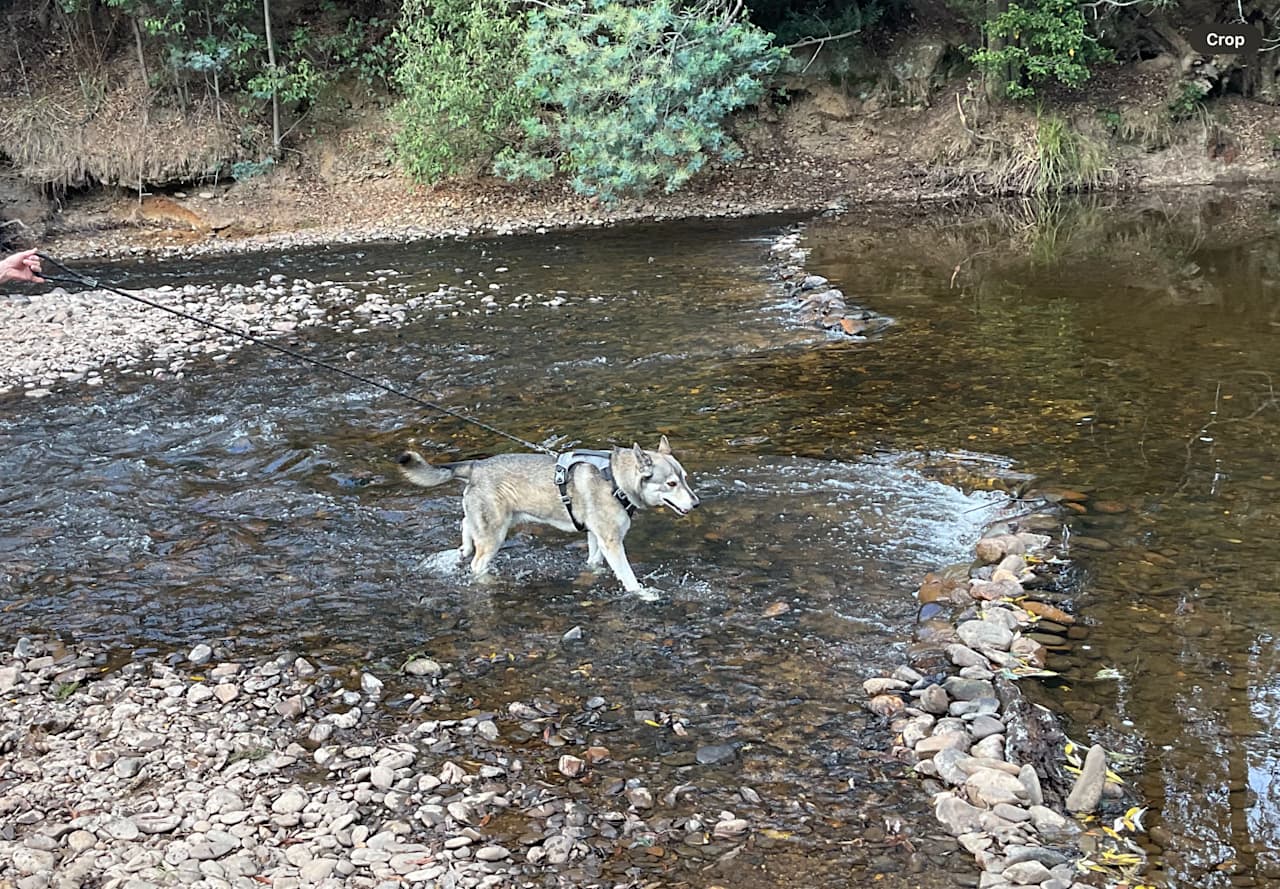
[[554, 450, 637, 532]]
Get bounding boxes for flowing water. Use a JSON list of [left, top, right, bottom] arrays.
[[2, 194, 1279, 887]]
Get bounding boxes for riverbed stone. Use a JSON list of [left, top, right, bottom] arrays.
[[916, 730, 971, 756], [943, 677, 996, 701], [1002, 860, 1051, 884], [1028, 805, 1081, 843], [933, 748, 969, 785], [404, 657, 443, 677], [300, 858, 337, 881], [13, 848, 56, 874], [992, 803, 1030, 823], [935, 794, 984, 834], [968, 714, 1004, 740], [1065, 744, 1107, 814], [918, 684, 950, 715], [1017, 764, 1043, 807], [271, 789, 308, 815], [188, 643, 213, 665], [970, 734, 1005, 760], [965, 768, 1027, 807], [957, 620, 1014, 651], [65, 830, 97, 853]]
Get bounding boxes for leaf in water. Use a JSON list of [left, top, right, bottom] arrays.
[[762, 601, 790, 618]]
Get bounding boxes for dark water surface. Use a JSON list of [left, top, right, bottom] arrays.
[[803, 192, 1280, 888], [3, 196, 1279, 886]]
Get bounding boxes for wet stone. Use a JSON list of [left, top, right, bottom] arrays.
[[943, 677, 995, 701], [1002, 860, 1052, 884], [404, 658, 442, 677], [947, 644, 988, 669], [1018, 765, 1044, 807], [695, 743, 736, 765], [188, 643, 213, 665], [918, 684, 950, 715], [1065, 744, 1107, 814], [968, 714, 1005, 740]]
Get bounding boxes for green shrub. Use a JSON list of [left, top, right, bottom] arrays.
[[493, 0, 785, 203], [391, 0, 534, 183], [969, 0, 1109, 99], [1168, 80, 1208, 122]]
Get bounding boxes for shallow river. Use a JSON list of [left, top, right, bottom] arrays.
[[3, 192, 1279, 887]]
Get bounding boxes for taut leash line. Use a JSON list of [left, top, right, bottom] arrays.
[[35, 253, 557, 456]]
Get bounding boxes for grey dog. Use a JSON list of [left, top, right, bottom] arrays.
[[397, 436, 699, 598]]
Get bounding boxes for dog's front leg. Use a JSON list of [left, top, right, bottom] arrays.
[[595, 536, 659, 601], [586, 531, 604, 570]]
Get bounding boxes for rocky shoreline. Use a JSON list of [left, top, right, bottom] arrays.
[[0, 261, 581, 400], [767, 228, 1152, 889], [862, 523, 1151, 889], [5, 636, 761, 889]]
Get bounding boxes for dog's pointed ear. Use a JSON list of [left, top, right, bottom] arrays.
[[632, 442, 653, 477], [657, 435, 672, 455]]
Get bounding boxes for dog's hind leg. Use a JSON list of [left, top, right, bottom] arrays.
[[465, 513, 510, 579], [459, 520, 475, 561]]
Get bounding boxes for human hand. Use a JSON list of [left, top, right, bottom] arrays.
[[0, 249, 44, 284]]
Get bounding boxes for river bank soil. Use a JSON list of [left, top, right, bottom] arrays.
[[11, 55, 1280, 262]]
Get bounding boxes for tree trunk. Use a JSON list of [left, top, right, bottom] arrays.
[[982, 0, 1008, 102], [131, 16, 150, 126], [207, 7, 223, 128], [263, 0, 280, 153]]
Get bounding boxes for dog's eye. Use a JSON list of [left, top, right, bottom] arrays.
[[667, 480, 678, 488]]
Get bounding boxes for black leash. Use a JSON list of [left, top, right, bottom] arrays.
[[35, 252, 557, 456]]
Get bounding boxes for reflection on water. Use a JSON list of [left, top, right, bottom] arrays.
[[6, 195, 1280, 886], [804, 191, 1280, 888]]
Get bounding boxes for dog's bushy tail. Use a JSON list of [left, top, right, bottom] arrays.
[[396, 451, 469, 488]]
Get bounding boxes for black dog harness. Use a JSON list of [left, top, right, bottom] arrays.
[[554, 450, 638, 532]]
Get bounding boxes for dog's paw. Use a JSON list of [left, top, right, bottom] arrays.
[[632, 585, 663, 603]]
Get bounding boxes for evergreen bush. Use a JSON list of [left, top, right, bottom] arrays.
[[493, 0, 784, 202]]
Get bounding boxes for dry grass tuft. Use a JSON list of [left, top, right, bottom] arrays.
[[0, 77, 258, 190], [929, 94, 1114, 197]]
